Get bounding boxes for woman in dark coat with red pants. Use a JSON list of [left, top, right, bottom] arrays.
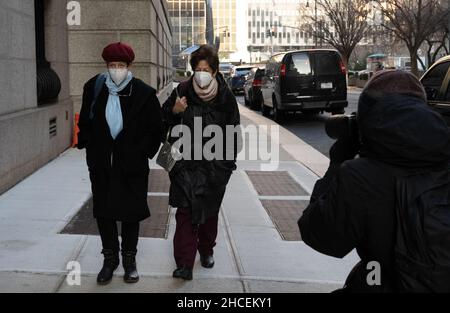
[[162, 45, 241, 280]]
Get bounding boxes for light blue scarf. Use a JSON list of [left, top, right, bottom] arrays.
[[105, 71, 133, 140]]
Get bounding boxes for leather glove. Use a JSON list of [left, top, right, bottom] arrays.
[[329, 136, 360, 165]]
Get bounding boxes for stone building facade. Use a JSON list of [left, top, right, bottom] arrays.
[[0, 0, 172, 195], [69, 0, 173, 114]]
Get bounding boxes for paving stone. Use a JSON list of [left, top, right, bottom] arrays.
[[246, 171, 309, 196], [148, 169, 170, 193], [259, 200, 309, 241], [60, 196, 170, 239]]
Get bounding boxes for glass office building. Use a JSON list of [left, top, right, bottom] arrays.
[[211, 0, 237, 59], [167, 0, 208, 67]]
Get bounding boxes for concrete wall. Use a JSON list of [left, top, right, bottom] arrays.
[[68, 0, 173, 114], [0, 0, 73, 194]]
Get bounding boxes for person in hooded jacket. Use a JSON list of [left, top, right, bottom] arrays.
[[298, 70, 450, 292], [162, 45, 241, 280]]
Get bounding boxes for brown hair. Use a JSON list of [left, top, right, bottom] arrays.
[[190, 45, 219, 73]]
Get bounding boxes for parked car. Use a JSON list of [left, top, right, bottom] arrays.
[[229, 66, 253, 94], [219, 63, 234, 81], [420, 55, 450, 126], [260, 49, 348, 121], [243, 67, 265, 110]]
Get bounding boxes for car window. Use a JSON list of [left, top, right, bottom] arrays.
[[421, 62, 450, 100], [236, 68, 252, 76], [255, 69, 265, 79], [287, 53, 312, 75], [444, 82, 450, 102], [315, 52, 341, 75]]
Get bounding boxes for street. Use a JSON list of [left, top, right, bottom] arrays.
[[236, 89, 362, 157]]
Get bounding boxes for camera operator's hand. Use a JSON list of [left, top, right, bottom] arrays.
[[329, 136, 360, 165]]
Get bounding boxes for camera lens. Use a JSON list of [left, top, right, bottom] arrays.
[[325, 115, 349, 140]]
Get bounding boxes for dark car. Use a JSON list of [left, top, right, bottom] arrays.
[[243, 67, 265, 110], [229, 66, 253, 94], [420, 55, 450, 126], [260, 49, 348, 121]]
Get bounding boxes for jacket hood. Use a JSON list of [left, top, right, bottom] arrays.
[[357, 69, 449, 168], [358, 92, 450, 168]]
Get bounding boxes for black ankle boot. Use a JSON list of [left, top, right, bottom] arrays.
[[173, 266, 193, 281], [122, 250, 139, 283], [200, 255, 215, 269], [97, 249, 119, 285]]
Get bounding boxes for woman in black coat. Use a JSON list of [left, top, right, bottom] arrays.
[[77, 42, 163, 285], [162, 45, 241, 280]]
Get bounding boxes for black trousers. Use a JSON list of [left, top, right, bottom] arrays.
[[96, 218, 140, 253]]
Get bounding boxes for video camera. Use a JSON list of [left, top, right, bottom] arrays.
[[325, 113, 359, 141]]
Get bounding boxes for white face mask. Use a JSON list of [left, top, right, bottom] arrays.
[[194, 71, 214, 88], [108, 68, 129, 86]]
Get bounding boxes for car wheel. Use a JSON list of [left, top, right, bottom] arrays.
[[302, 109, 321, 116], [249, 91, 257, 110], [261, 99, 271, 117], [244, 92, 250, 106], [331, 108, 345, 115], [273, 96, 284, 123]]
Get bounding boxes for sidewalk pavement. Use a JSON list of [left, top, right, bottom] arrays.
[[0, 101, 359, 293]]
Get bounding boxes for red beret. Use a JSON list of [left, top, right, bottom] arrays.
[[102, 42, 135, 63]]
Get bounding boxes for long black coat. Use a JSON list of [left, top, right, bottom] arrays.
[[298, 93, 450, 292], [77, 75, 163, 222], [162, 74, 241, 224]]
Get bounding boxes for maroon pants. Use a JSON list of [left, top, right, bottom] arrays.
[[173, 207, 219, 269]]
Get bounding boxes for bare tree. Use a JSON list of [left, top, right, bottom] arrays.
[[376, 0, 450, 76], [298, 0, 371, 68], [424, 18, 449, 67]]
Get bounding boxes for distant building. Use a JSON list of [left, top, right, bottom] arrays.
[[211, 0, 237, 61], [167, 0, 208, 68], [168, 0, 241, 64], [246, 0, 315, 63]]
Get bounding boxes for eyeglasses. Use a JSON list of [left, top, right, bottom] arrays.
[[108, 64, 128, 69], [117, 83, 133, 97]]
